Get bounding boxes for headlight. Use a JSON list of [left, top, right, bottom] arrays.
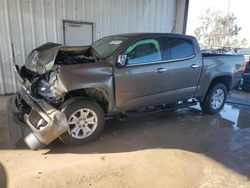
[[38, 79, 51, 93]]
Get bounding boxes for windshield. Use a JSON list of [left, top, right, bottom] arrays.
[[91, 36, 129, 59]]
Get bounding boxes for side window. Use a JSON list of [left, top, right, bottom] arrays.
[[160, 37, 170, 60], [125, 38, 162, 65], [169, 37, 194, 59]]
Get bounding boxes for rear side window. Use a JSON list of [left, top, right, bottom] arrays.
[[169, 37, 194, 59]]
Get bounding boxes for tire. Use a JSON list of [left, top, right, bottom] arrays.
[[200, 83, 227, 114], [242, 86, 250, 92], [233, 79, 241, 90], [59, 100, 105, 146]]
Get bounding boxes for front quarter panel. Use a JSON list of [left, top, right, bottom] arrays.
[[57, 62, 115, 112]]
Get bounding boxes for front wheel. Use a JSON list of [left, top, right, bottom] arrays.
[[59, 100, 105, 146], [200, 83, 227, 114]]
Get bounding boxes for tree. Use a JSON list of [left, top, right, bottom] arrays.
[[194, 8, 247, 48]]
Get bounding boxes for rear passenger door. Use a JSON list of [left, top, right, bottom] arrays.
[[157, 36, 202, 101]]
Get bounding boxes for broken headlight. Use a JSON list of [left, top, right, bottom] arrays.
[[37, 79, 63, 104]]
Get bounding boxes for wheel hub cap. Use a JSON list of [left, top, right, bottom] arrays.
[[67, 108, 98, 139], [211, 89, 225, 109]]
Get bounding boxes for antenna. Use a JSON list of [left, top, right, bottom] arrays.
[[171, 24, 176, 33]]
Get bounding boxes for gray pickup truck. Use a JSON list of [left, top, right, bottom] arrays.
[[8, 33, 244, 150]]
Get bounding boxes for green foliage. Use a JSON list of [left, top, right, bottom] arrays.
[[194, 8, 247, 48]]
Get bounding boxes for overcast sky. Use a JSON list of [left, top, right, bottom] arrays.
[[186, 0, 250, 44]]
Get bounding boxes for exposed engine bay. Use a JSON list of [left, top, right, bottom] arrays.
[[55, 46, 96, 65], [19, 43, 97, 105]]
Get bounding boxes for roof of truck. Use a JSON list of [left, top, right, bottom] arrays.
[[109, 32, 195, 39]]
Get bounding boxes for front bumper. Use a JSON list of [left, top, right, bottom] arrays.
[[7, 89, 68, 150]]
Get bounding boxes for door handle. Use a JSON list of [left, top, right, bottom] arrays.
[[190, 64, 200, 68], [156, 68, 168, 73]]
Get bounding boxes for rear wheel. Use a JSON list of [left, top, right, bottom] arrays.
[[242, 85, 250, 92], [200, 83, 227, 114], [59, 100, 105, 145]]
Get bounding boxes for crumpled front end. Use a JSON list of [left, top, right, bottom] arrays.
[[20, 42, 94, 105], [8, 65, 69, 150], [9, 92, 68, 150], [24, 42, 93, 74], [25, 43, 62, 74], [9, 42, 103, 149]]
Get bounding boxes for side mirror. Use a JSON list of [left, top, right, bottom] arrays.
[[116, 54, 127, 68]]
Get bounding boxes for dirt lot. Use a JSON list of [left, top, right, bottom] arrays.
[[0, 91, 250, 188]]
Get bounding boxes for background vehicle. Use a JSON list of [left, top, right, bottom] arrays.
[[8, 33, 245, 150], [241, 61, 250, 91]]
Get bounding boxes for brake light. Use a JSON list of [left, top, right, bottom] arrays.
[[243, 61, 248, 73]]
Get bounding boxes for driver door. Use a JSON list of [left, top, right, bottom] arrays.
[[114, 37, 167, 109]]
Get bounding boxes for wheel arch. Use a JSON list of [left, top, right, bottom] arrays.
[[63, 87, 114, 113], [201, 75, 232, 101]]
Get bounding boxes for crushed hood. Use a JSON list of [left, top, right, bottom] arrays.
[[25, 43, 62, 74], [25, 42, 91, 74]]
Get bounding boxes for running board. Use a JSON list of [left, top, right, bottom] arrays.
[[113, 101, 197, 121]]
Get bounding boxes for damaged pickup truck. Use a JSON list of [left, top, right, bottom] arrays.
[[8, 33, 245, 150]]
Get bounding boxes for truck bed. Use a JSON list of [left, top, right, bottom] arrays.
[[195, 53, 245, 99]]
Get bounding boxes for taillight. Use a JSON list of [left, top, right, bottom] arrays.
[[243, 61, 248, 73]]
